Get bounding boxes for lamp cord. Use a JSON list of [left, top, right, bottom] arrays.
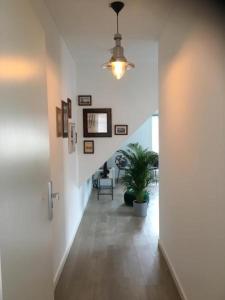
[[117, 13, 119, 33]]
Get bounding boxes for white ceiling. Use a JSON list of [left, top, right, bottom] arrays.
[[44, 0, 176, 61]]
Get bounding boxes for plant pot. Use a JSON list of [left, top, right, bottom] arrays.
[[124, 190, 149, 207], [124, 190, 136, 206], [133, 201, 148, 217]]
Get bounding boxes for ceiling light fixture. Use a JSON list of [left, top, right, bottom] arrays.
[[103, 1, 135, 80]]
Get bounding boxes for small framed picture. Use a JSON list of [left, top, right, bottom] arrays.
[[62, 100, 68, 138], [68, 122, 76, 153], [78, 95, 92, 106], [74, 132, 77, 144], [56, 107, 62, 137], [67, 98, 72, 118], [114, 125, 128, 135], [84, 140, 94, 154]]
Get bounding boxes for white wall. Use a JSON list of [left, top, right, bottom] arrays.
[[31, 0, 92, 287], [159, 3, 225, 300], [121, 117, 152, 151], [76, 43, 158, 184]]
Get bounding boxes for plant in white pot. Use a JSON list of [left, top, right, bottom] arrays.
[[118, 143, 157, 217]]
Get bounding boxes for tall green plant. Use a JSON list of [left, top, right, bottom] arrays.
[[118, 143, 158, 203]]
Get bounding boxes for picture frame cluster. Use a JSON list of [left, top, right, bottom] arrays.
[[56, 95, 130, 155], [56, 98, 77, 154], [79, 94, 129, 154]]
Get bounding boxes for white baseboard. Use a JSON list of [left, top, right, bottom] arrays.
[[53, 184, 92, 289], [158, 240, 188, 300], [53, 223, 78, 289]]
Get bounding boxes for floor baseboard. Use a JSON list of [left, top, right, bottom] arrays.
[[53, 185, 92, 289], [158, 240, 188, 300], [53, 216, 81, 289]]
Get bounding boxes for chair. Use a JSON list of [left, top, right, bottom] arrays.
[[97, 178, 113, 200], [93, 167, 116, 187], [115, 155, 128, 183]]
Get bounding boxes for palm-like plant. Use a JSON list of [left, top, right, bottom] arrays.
[[118, 143, 158, 203]]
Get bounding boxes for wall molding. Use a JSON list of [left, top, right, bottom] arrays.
[[158, 240, 188, 300]]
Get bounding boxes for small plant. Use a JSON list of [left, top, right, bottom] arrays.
[[118, 143, 158, 203]]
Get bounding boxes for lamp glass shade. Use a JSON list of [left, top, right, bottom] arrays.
[[111, 61, 127, 80], [103, 59, 135, 80]]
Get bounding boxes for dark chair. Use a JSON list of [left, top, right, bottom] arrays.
[[115, 155, 128, 183], [97, 162, 114, 200], [97, 178, 113, 200]]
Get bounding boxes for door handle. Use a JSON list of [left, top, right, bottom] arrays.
[[48, 181, 59, 220]]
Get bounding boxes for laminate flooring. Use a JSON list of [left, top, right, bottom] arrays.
[[55, 184, 181, 300]]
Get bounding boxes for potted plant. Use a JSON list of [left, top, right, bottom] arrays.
[[118, 143, 158, 217]]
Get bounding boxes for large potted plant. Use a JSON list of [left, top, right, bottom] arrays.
[[118, 143, 158, 217]]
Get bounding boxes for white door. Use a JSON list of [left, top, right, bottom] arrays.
[[0, 1, 54, 299]]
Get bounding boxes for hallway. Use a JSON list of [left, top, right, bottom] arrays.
[[55, 184, 180, 300]]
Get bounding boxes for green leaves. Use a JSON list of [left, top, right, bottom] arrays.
[[118, 143, 158, 203]]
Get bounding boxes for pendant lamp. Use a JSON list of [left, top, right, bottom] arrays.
[[103, 1, 135, 80]]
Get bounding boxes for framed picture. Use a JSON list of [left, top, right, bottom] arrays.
[[84, 140, 94, 154], [62, 100, 68, 138], [83, 108, 112, 137], [67, 98, 72, 118], [75, 132, 78, 144], [78, 95, 92, 106], [68, 122, 76, 153], [56, 107, 62, 137], [114, 124, 128, 135]]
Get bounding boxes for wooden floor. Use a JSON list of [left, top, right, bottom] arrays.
[[55, 184, 181, 300]]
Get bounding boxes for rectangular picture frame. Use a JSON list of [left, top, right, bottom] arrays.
[[75, 132, 78, 144], [83, 108, 112, 137], [114, 124, 128, 135], [56, 107, 62, 137], [78, 95, 92, 106], [62, 100, 68, 138], [67, 98, 72, 118], [83, 140, 94, 154], [68, 122, 76, 153]]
